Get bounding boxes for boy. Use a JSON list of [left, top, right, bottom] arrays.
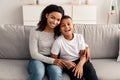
[[51, 15, 98, 80]]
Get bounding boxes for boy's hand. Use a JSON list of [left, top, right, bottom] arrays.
[[65, 61, 76, 69], [72, 63, 83, 79]]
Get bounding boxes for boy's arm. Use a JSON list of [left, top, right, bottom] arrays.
[[85, 43, 91, 61], [51, 39, 66, 68], [79, 49, 87, 66], [72, 49, 87, 79], [85, 47, 91, 61]]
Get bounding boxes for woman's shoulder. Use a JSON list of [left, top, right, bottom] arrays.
[[29, 27, 41, 38], [30, 27, 37, 32], [30, 27, 42, 34]]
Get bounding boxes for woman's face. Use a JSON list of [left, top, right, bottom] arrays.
[[46, 12, 62, 29]]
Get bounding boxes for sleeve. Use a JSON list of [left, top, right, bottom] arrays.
[[79, 34, 86, 50], [29, 29, 55, 64], [51, 39, 61, 55], [85, 43, 89, 47]]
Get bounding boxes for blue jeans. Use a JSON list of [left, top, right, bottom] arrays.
[[28, 59, 62, 80]]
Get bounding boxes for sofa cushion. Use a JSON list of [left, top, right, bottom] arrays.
[[74, 24, 119, 59], [92, 59, 120, 80], [0, 24, 32, 59], [0, 59, 70, 80], [0, 59, 29, 80]]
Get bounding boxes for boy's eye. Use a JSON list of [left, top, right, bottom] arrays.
[[60, 24, 64, 27], [57, 19, 60, 22], [68, 23, 70, 26], [60, 24, 65, 27], [68, 22, 72, 26]]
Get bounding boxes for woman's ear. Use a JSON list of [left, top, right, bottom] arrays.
[[45, 13, 49, 18]]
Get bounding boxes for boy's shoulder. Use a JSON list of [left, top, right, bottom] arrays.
[[56, 35, 63, 41], [53, 35, 63, 45], [74, 33, 83, 37]]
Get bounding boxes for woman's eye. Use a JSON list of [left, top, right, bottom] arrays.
[[51, 16, 55, 19]]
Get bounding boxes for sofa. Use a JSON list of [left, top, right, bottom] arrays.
[[0, 24, 120, 80]]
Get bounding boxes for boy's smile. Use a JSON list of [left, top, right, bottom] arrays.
[[60, 18, 74, 40]]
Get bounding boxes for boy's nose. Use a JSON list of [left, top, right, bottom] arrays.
[[65, 25, 69, 28]]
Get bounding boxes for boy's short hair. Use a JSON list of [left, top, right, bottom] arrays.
[[61, 15, 72, 20]]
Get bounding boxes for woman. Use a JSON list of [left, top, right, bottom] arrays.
[[28, 4, 65, 80]]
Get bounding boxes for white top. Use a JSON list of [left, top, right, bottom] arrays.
[[51, 33, 86, 61], [29, 28, 55, 64]]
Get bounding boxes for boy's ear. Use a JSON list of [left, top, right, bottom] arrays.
[[73, 24, 75, 27], [73, 24, 75, 30], [60, 29, 62, 32]]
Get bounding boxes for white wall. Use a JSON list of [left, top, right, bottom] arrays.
[[0, 0, 119, 25], [118, 0, 120, 23], [0, 0, 24, 25]]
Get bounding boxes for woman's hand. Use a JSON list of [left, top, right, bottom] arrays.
[[65, 61, 76, 69], [54, 59, 66, 68], [51, 54, 66, 68], [72, 63, 83, 79]]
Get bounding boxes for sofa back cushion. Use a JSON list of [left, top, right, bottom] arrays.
[[0, 24, 119, 59], [0, 24, 33, 59], [74, 24, 119, 59]]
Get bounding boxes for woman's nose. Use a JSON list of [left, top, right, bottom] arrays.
[[53, 19, 58, 24]]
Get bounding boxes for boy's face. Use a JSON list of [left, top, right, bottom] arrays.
[[60, 18, 74, 36]]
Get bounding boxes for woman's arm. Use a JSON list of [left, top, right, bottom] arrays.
[[51, 54, 76, 69], [51, 54, 66, 68], [29, 29, 55, 64]]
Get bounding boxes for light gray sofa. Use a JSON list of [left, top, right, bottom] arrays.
[[0, 24, 120, 80]]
